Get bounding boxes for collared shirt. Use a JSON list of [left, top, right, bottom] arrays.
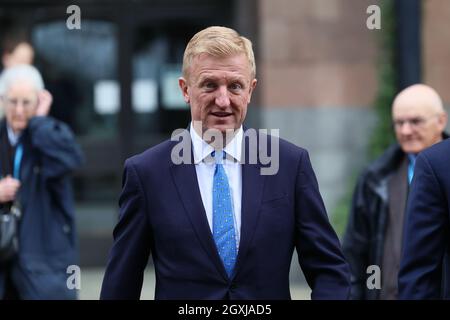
[[407, 153, 417, 184], [190, 122, 242, 249], [6, 124, 21, 147]]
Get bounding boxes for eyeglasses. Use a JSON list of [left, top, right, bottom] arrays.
[[3, 97, 37, 111], [392, 115, 438, 129]]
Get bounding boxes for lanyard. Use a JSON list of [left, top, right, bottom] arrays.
[[13, 144, 23, 180]]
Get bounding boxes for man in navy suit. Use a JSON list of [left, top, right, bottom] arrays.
[[399, 138, 450, 299], [100, 26, 350, 300]]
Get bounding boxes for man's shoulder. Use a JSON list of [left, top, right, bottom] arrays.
[[125, 138, 177, 170], [278, 136, 308, 155], [419, 138, 450, 173], [421, 138, 450, 161], [243, 128, 308, 156], [362, 143, 405, 178]]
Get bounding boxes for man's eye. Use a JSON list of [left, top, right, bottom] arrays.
[[229, 83, 243, 90], [203, 82, 216, 89], [410, 118, 423, 125]]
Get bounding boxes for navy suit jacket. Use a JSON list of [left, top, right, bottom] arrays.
[[100, 130, 350, 299], [399, 138, 450, 299]]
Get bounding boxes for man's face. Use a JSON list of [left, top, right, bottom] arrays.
[[392, 101, 447, 154], [179, 53, 257, 136], [4, 81, 39, 133]]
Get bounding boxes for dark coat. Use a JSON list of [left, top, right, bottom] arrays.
[[399, 138, 450, 299], [342, 143, 405, 299], [100, 130, 351, 300], [343, 134, 449, 300], [0, 117, 83, 299]]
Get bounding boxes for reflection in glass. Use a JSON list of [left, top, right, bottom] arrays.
[[32, 20, 120, 202], [32, 20, 118, 139]]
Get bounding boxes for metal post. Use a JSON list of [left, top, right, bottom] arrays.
[[395, 0, 422, 90]]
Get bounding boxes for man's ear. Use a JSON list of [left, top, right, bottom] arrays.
[[438, 112, 448, 130], [179, 77, 190, 104], [247, 78, 257, 104]]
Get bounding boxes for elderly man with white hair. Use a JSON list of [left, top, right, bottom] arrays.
[[0, 64, 83, 299]]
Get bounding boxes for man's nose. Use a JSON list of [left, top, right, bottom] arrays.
[[399, 122, 414, 135], [14, 103, 26, 114], [215, 86, 230, 108]]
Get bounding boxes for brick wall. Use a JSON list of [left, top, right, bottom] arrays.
[[258, 0, 380, 109], [423, 0, 450, 105]]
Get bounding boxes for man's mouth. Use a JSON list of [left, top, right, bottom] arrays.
[[210, 112, 232, 118]]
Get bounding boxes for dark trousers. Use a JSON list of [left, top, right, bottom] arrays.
[[1, 263, 19, 300]]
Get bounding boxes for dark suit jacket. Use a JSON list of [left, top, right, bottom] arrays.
[[100, 130, 351, 300], [399, 138, 450, 299]]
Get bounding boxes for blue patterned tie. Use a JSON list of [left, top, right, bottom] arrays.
[[212, 150, 237, 277]]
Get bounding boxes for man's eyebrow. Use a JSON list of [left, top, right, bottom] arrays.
[[198, 73, 247, 82], [198, 76, 218, 82]]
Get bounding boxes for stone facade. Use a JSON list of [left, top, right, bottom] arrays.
[[254, 0, 381, 216], [423, 0, 450, 105]]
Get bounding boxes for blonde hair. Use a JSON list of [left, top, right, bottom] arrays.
[[182, 26, 256, 80]]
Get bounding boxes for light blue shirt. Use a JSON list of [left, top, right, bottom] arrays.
[[6, 124, 21, 146], [407, 153, 417, 185], [190, 123, 242, 249]]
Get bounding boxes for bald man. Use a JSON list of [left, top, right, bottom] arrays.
[[342, 84, 448, 300]]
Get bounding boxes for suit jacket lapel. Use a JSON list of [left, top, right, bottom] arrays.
[[232, 133, 266, 279], [170, 159, 229, 281]]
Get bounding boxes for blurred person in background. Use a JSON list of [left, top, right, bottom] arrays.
[[342, 84, 448, 299], [0, 64, 83, 299], [1, 34, 34, 68], [0, 29, 52, 121]]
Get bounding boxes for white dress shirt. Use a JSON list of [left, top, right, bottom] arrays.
[[190, 123, 242, 249]]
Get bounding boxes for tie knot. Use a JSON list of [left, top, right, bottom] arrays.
[[212, 150, 226, 164]]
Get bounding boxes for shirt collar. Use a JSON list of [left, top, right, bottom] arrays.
[[190, 122, 243, 164], [407, 153, 417, 164], [6, 123, 21, 146]]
